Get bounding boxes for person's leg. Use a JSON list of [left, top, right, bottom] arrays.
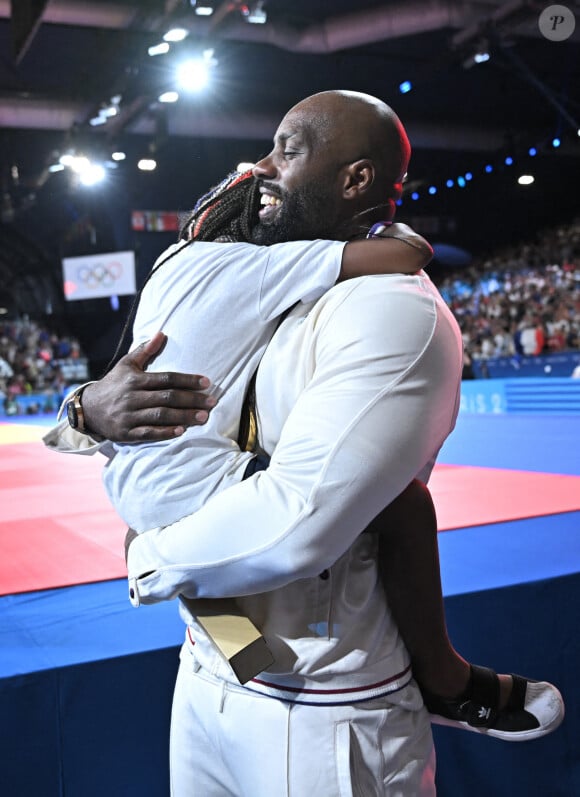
[[173, 659, 436, 797], [285, 688, 436, 797], [370, 480, 564, 741], [370, 480, 479, 699], [170, 644, 240, 796]]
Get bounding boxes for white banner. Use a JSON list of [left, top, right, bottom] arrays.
[[62, 250, 136, 301]]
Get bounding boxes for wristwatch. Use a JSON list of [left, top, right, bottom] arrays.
[[65, 387, 87, 432]]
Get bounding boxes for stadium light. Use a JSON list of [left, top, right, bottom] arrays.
[[246, 2, 267, 24], [79, 163, 106, 187], [149, 42, 170, 57], [176, 50, 216, 92], [159, 91, 179, 103], [164, 28, 189, 42]]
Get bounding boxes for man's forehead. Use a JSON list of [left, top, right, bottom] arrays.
[[273, 118, 310, 147], [275, 106, 333, 146], [276, 107, 309, 134]]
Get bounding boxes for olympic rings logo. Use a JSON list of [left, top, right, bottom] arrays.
[[77, 261, 123, 289]]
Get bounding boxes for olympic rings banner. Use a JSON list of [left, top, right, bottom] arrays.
[[62, 250, 136, 301]]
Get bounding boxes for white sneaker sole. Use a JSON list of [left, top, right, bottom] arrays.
[[430, 681, 565, 742]]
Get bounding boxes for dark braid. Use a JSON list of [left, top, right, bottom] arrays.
[[104, 169, 262, 373], [180, 169, 262, 243]]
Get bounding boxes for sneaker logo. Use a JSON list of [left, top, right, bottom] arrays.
[[478, 706, 492, 720]]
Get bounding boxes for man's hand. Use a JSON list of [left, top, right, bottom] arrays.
[[82, 331, 217, 442]]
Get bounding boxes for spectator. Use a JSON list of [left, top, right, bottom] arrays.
[[432, 215, 579, 367], [0, 318, 87, 416]]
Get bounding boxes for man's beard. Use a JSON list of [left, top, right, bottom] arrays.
[[251, 180, 344, 245]]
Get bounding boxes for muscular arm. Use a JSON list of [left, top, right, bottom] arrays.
[[339, 223, 433, 280], [126, 275, 462, 605], [68, 229, 428, 444]]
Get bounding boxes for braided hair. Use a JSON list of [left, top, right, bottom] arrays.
[[180, 169, 262, 243], [105, 169, 261, 371]]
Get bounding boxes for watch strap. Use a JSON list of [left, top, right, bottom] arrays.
[[67, 386, 87, 433]]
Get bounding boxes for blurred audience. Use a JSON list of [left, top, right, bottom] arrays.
[[0, 318, 86, 416], [1, 217, 578, 415], [435, 216, 579, 368]]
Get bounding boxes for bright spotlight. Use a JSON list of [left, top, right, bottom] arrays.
[[138, 159, 157, 171], [70, 156, 91, 174], [552, 137, 561, 148], [446, 179, 454, 188], [528, 147, 537, 156], [164, 28, 189, 42], [159, 91, 179, 103], [505, 156, 513, 165], [176, 58, 211, 92], [399, 81, 412, 94], [428, 186, 437, 195], [518, 175, 534, 185], [49, 163, 65, 173], [195, 5, 214, 15], [457, 176, 466, 187], [79, 163, 106, 187], [111, 151, 126, 161], [148, 42, 170, 57], [485, 164, 493, 173]]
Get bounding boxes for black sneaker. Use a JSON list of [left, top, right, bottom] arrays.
[[422, 664, 565, 741]]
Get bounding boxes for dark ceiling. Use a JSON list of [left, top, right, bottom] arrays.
[[0, 0, 579, 331]]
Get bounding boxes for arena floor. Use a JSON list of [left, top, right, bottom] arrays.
[[1, 412, 579, 797]]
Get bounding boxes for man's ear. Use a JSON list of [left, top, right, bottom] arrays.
[[342, 159, 375, 198]]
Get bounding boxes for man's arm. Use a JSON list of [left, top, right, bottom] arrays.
[[126, 276, 463, 605]]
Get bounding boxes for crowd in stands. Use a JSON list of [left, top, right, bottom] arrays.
[[0, 318, 86, 416], [1, 218, 579, 416], [434, 216, 580, 375]]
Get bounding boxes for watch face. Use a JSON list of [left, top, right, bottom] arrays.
[[67, 399, 78, 428]]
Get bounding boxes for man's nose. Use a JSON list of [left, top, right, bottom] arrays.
[[253, 153, 275, 179]]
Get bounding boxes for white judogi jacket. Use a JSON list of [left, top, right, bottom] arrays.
[[46, 272, 463, 705], [103, 238, 344, 532]]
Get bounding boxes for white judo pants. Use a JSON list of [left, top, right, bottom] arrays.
[[169, 644, 436, 797]]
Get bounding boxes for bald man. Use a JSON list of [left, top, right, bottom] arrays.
[[52, 92, 562, 795], [60, 90, 443, 795]]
